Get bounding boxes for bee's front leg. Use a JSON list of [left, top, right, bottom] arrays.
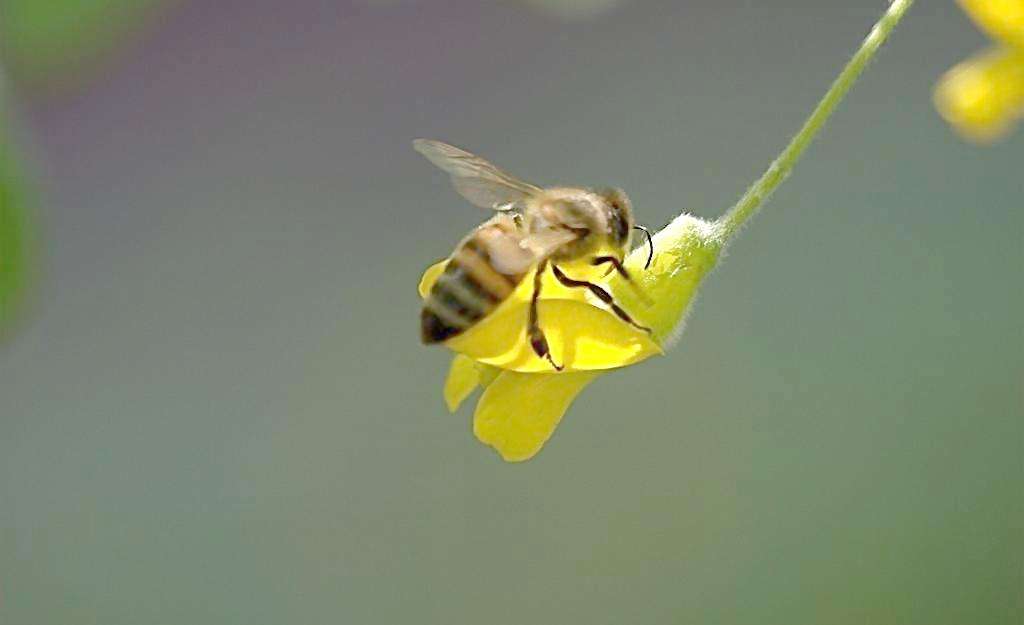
[[551, 264, 651, 334], [528, 260, 563, 371], [591, 255, 633, 281], [590, 256, 653, 307]]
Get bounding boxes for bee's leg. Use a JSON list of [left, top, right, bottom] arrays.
[[529, 260, 563, 371], [551, 264, 652, 334], [591, 256, 653, 306], [591, 256, 633, 281]]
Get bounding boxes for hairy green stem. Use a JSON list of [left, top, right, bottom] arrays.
[[619, 0, 916, 343], [713, 0, 915, 242]]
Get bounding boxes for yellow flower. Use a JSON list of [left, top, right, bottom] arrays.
[[419, 215, 721, 462], [934, 0, 1024, 143], [416, 0, 917, 461]]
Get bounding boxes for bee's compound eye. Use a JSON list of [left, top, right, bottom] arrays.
[[611, 202, 630, 245], [601, 188, 633, 246]]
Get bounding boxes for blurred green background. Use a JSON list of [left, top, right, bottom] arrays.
[[1, 1, 1021, 623]]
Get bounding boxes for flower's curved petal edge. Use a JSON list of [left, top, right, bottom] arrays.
[[934, 48, 1024, 143], [477, 362, 501, 387], [420, 259, 659, 372], [419, 259, 448, 298], [959, 0, 1024, 49], [444, 354, 480, 412], [444, 354, 502, 412], [612, 215, 722, 345], [446, 297, 662, 372], [474, 370, 601, 462]]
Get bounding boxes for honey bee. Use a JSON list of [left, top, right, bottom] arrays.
[[415, 139, 653, 370]]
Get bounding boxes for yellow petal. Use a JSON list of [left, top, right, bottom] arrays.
[[446, 296, 662, 372], [418, 259, 448, 298], [443, 354, 503, 412], [443, 354, 480, 412], [934, 49, 1024, 143], [959, 0, 1024, 49], [420, 258, 658, 372], [477, 362, 501, 387], [474, 370, 601, 462], [610, 215, 721, 345]]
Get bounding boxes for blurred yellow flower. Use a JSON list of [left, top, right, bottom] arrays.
[[419, 215, 720, 461], [934, 0, 1024, 142]]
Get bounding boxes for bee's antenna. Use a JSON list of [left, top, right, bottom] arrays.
[[634, 225, 654, 270]]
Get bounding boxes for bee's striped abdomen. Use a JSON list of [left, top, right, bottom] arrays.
[[421, 235, 525, 344]]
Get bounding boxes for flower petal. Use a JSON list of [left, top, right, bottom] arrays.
[[443, 354, 503, 412], [959, 0, 1024, 50], [477, 362, 501, 387], [420, 258, 659, 372], [443, 354, 480, 412], [473, 370, 601, 462], [934, 48, 1024, 143], [418, 259, 448, 298], [445, 297, 662, 372], [610, 215, 722, 345]]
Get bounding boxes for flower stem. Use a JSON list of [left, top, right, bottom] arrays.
[[714, 0, 914, 242]]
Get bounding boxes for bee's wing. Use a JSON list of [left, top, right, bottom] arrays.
[[488, 228, 581, 275], [414, 139, 542, 210]]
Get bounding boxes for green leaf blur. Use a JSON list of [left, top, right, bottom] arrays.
[[0, 105, 32, 335], [0, 0, 165, 86]]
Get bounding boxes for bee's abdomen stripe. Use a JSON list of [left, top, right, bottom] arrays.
[[422, 263, 491, 330], [435, 271, 493, 316], [421, 307, 461, 343], [423, 292, 473, 328], [454, 246, 516, 299], [421, 268, 493, 343], [421, 230, 528, 344], [436, 274, 483, 318], [448, 263, 503, 304]]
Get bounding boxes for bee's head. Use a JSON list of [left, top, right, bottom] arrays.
[[600, 188, 635, 250]]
